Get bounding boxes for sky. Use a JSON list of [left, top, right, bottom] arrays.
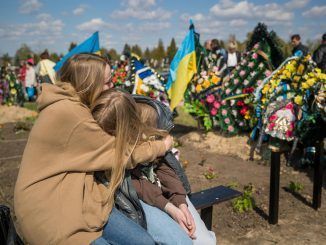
[[0, 0, 325, 56]]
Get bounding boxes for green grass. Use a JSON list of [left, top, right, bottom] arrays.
[[23, 102, 38, 112], [174, 106, 197, 127]]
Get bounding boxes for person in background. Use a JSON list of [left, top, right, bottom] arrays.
[[204, 40, 212, 52], [313, 33, 326, 72], [209, 39, 227, 75], [25, 58, 37, 101], [18, 60, 27, 88], [291, 34, 309, 57], [35, 50, 56, 84], [226, 40, 241, 74]]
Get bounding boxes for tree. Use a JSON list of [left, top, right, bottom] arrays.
[[50, 52, 60, 62], [144, 47, 151, 60], [166, 38, 177, 62], [1, 53, 12, 66], [14, 44, 33, 65], [68, 42, 77, 51], [108, 48, 119, 60], [122, 43, 131, 55], [152, 39, 165, 60], [131, 44, 143, 57]]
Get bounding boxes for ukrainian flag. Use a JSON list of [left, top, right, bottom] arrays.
[[54, 32, 100, 71], [166, 20, 197, 110]]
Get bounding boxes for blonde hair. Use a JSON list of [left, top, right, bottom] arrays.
[[91, 90, 167, 209], [57, 53, 108, 106]]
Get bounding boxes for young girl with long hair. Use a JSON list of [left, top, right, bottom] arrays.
[[92, 89, 216, 245], [14, 54, 173, 245]]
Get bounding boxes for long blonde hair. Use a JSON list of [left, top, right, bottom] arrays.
[[91, 90, 167, 208], [57, 53, 108, 106]]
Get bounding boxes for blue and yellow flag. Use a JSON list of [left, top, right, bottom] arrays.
[[54, 32, 100, 71], [166, 20, 197, 110]]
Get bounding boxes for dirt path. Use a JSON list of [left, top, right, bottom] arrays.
[[0, 123, 325, 244]]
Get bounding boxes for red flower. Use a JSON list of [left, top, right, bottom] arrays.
[[206, 94, 215, 104], [286, 130, 293, 138], [285, 103, 294, 110], [210, 108, 217, 116], [237, 100, 244, 107], [240, 106, 248, 116], [269, 114, 277, 121], [268, 122, 276, 131]]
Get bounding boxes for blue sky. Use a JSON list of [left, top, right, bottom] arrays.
[[0, 0, 325, 56]]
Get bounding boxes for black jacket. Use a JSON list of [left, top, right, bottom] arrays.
[[313, 43, 326, 72], [292, 43, 309, 57]]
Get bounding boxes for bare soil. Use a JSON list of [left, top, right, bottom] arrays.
[[0, 122, 325, 244]]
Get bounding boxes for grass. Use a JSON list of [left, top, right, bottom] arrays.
[[174, 106, 198, 127], [23, 102, 38, 112]]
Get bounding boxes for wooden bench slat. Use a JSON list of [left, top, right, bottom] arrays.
[[189, 185, 242, 210]]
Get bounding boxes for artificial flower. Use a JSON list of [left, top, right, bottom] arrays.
[[294, 95, 303, 105]]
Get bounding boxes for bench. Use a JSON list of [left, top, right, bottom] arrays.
[[0, 205, 23, 245], [189, 185, 242, 230], [0, 186, 241, 243]]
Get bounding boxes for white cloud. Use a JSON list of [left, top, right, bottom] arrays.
[[111, 0, 172, 20], [230, 19, 247, 27], [19, 0, 42, 14], [76, 18, 112, 32], [303, 5, 326, 17], [210, 1, 294, 21], [180, 13, 205, 22], [123, 0, 156, 8], [139, 22, 171, 31], [112, 8, 172, 20], [284, 0, 310, 9], [0, 14, 64, 51], [73, 4, 87, 16]]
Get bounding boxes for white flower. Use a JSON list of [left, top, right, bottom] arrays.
[[140, 84, 149, 92], [198, 78, 204, 84], [236, 89, 242, 94], [230, 100, 235, 106], [125, 80, 131, 87], [232, 110, 237, 116], [244, 80, 249, 86]]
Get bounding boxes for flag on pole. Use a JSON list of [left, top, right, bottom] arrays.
[[54, 32, 100, 71], [166, 20, 197, 110]]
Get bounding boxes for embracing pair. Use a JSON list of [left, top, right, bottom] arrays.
[[14, 54, 216, 245]]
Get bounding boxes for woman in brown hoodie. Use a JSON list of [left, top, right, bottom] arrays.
[[14, 54, 173, 245]]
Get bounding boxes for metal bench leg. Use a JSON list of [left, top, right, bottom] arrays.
[[200, 206, 213, 230], [269, 151, 280, 224], [313, 141, 323, 210]]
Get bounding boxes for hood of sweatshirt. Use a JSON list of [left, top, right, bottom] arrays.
[[37, 82, 80, 111]]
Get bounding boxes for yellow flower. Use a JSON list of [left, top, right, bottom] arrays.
[[262, 85, 270, 94], [315, 68, 321, 74], [196, 84, 203, 93], [10, 89, 16, 95], [318, 73, 326, 80], [306, 78, 316, 87], [301, 82, 309, 89], [294, 95, 303, 105], [297, 64, 305, 75], [244, 111, 251, 120], [261, 98, 267, 104], [203, 80, 211, 88], [292, 83, 298, 89], [211, 75, 220, 84], [293, 75, 301, 83]]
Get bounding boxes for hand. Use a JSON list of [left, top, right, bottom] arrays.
[[164, 203, 191, 237], [163, 135, 173, 152], [179, 204, 196, 239]]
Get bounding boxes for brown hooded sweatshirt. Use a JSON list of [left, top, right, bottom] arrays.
[[14, 83, 166, 245]]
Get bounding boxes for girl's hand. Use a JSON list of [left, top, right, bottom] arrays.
[[164, 202, 191, 236], [163, 135, 173, 152], [179, 203, 196, 239]]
